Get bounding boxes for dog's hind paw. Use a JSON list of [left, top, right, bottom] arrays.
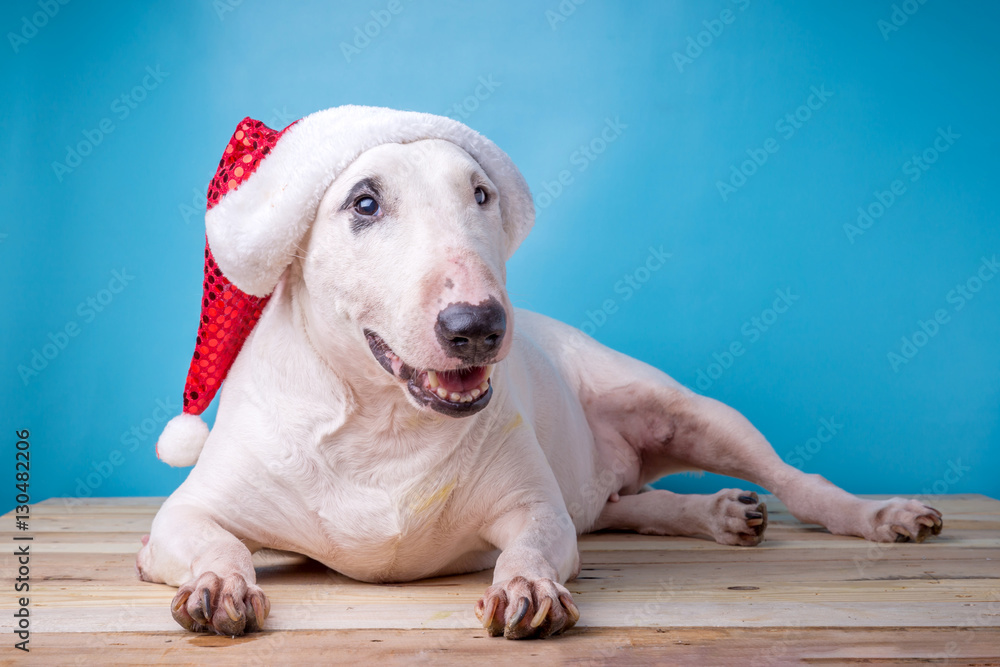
[[707, 489, 768, 547], [864, 498, 943, 543], [475, 576, 579, 639], [170, 571, 270, 636]]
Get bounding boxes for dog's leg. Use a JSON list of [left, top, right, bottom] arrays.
[[476, 507, 580, 640], [592, 488, 768, 546], [136, 501, 270, 635], [474, 476, 581, 640], [646, 390, 943, 543]]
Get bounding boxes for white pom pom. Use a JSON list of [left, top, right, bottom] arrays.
[[156, 413, 209, 467]]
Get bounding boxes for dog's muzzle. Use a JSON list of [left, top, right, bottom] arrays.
[[365, 330, 494, 417]]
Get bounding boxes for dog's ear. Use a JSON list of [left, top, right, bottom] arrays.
[[487, 157, 535, 260]]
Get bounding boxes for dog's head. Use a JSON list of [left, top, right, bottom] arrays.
[[206, 108, 534, 418], [303, 139, 519, 417]]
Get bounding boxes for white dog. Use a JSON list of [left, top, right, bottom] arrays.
[[137, 107, 943, 639]]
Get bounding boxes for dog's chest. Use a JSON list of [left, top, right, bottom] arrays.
[[303, 463, 482, 581]]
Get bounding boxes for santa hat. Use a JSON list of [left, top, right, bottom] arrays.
[[156, 106, 535, 466]]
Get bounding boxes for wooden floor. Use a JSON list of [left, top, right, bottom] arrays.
[[2, 495, 999, 665]]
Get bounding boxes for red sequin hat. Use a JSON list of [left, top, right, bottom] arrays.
[[154, 117, 295, 466], [156, 106, 536, 467], [188, 119, 296, 416]]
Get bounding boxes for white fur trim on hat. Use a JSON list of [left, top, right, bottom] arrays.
[[206, 105, 535, 297], [156, 413, 210, 467]]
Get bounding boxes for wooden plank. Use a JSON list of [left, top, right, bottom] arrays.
[[21, 599, 1000, 634], [10, 627, 1000, 666], [16, 550, 1000, 586], [16, 554, 1000, 633], [1, 495, 998, 662]]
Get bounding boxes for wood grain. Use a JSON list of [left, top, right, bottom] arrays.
[[2, 494, 998, 664]]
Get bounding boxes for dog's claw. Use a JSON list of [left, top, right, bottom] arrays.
[[245, 593, 270, 633], [223, 597, 240, 623], [170, 572, 269, 635], [530, 597, 552, 629], [188, 588, 212, 624], [478, 578, 577, 639], [170, 589, 197, 631], [738, 493, 757, 505], [479, 596, 499, 628], [201, 589, 212, 619], [560, 593, 580, 625], [508, 596, 530, 627], [171, 590, 190, 615]]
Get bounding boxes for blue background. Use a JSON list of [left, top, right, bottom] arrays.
[[2, 0, 997, 508]]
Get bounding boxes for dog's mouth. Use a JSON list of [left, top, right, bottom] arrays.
[[365, 330, 494, 417]]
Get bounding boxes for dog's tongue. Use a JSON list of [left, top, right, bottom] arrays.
[[435, 366, 488, 393]]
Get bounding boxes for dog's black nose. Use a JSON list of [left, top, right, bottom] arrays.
[[436, 299, 506, 362]]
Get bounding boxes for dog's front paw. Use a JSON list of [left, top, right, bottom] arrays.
[[170, 571, 270, 636], [865, 498, 943, 543], [474, 575, 579, 639]]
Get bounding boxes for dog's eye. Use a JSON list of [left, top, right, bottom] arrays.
[[355, 196, 380, 216], [474, 187, 487, 205]]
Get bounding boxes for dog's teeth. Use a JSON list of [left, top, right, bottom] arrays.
[[460, 394, 472, 403], [478, 381, 489, 392], [471, 388, 481, 399], [436, 387, 448, 399], [449, 392, 462, 402], [484, 365, 494, 381], [427, 371, 439, 389]]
